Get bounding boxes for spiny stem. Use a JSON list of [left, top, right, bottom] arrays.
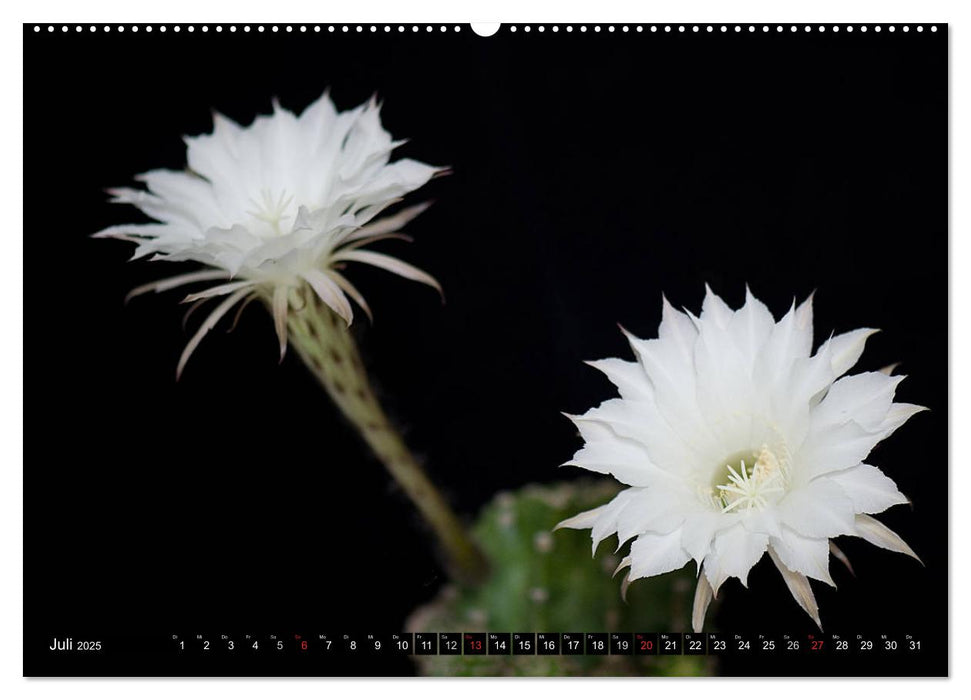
[[283, 288, 489, 585]]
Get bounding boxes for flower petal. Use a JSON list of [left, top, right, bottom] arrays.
[[584, 358, 653, 401], [627, 529, 691, 581], [303, 268, 354, 326], [272, 284, 289, 360], [817, 328, 879, 378], [707, 523, 769, 589], [562, 416, 669, 487], [331, 249, 442, 298], [123, 269, 231, 303], [777, 478, 856, 538], [769, 526, 834, 586], [692, 569, 714, 633], [327, 268, 374, 323], [177, 288, 252, 379], [852, 515, 921, 563], [768, 547, 822, 630], [828, 464, 909, 514]]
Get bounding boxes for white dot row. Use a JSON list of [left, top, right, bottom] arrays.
[[32, 24, 940, 34], [33, 25, 464, 33], [509, 24, 938, 33]]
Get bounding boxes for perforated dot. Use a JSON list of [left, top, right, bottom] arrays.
[[706, 26, 713, 32], [776, 25, 783, 32], [932, 26, 938, 32], [665, 26, 671, 33], [117, 26, 124, 33], [623, 26, 629, 32], [62, 26, 69, 32], [875, 26, 882, 32], [692, 26, 699, 32], [834, 26, 841, 32], [608, 26, 615, 32], [678, 25, 684, 32], [553, 26, 560, 32], [454, 26, 461, 32], [861, 26, 867, 32], [580, 26, 586, 33], [90, 26, 96, 32], [33, 25, 39, 32], [244, 26, 251, 32], [525, 26, 532, 33], [721, 26, 727, 32], [567, 26, 573, 32], [594, 26, 601, 32], [762, 25, 769, 32], [76, 25, 82, 32], [903, 26, 910, 32], [917, 26, 924, 32]]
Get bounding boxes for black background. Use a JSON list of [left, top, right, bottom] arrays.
[[24, 23, 946, 676]]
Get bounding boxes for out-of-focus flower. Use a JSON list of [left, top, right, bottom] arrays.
[[95, 91, 443, 376], [557, 287, 924, 631]]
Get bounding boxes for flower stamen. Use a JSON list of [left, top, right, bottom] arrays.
[[712, 445, 787, 513]]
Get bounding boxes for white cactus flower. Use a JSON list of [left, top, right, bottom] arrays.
[[556, 287, 924, 631], [95, 91, 444, 376]]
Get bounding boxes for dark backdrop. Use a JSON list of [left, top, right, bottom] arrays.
[[24, 23, 947, 676]]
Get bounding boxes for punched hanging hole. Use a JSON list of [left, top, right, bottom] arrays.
[[471, 23, 500, 37]]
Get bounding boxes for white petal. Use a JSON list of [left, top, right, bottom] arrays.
[[707, 523, 769, 589], [658, 295, 698, 357], [562, 417, 669, 487], [828, 464, 909, 514], [627, 529, 691, 581], [769, 527, 834, 586], [727, 286, 775, 370], [700, 284, 734, 329], [331, 249, 442, 297], [123, 269, 231, 303], [817, 328, 879, 378], [797, 420, 887, 483], [615, 487, 688, 542], [680, 512, 722, 566], [577, 398, 705, 475], [583, 358, 653, 401], [830, 542, 855, 576], [272, 285, 289, 360], [876, 403, 928, 440], [587, 489, 640, 554], [777, 478, 857, 538], [692, 570, 714, 633], [812, 372, 903, 432], [554, 504, 608, 532], [303, 268, 354, 325], [328, 268, 374, 322], [177, 288, 252, 379], [344, 200, 432, 241], [182, 280, 256, 303], [767, 547, 822, 630], [852, 515, 921, 563]]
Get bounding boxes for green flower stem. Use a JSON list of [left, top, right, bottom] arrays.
[[285, 289, 489, 585]]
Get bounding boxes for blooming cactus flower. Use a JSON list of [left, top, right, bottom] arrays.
[[556, 287, 924, 631], [95, 91, 444, 376]]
